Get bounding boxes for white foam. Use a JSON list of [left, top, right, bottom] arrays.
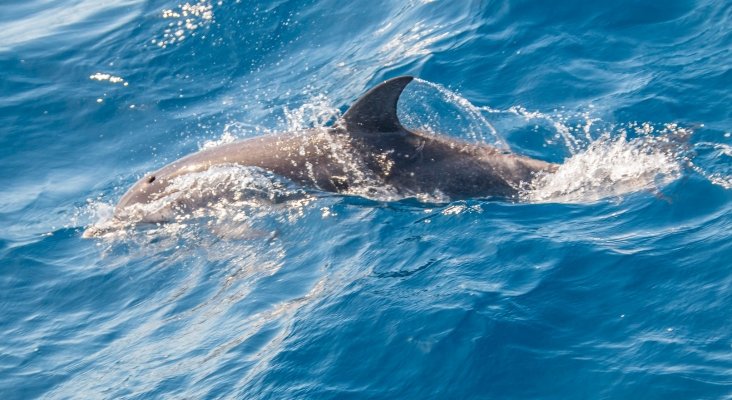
[[521, 133, 683, 203]]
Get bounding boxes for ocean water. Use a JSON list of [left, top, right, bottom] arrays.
[[2, 0, 732, 398]]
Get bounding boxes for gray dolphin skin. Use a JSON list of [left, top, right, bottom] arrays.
[[112, 76, 557, 222]]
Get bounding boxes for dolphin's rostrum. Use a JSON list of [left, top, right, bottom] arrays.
[[110, 76, 557, 224]]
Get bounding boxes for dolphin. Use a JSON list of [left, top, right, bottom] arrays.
[[100, 76, 557, 228]]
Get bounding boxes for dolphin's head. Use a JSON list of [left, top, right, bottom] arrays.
[[82, 171, 173, 238], [114, 172, 171, 219]]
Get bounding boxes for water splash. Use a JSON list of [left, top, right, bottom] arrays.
[[282, 94, 341, 131], [521, 132, 684, 203], [401, 79, 506, 149], [89, 72, 128, 86], [489, 105, 597, 154], [152, 0, 215, 48], [400, 80, 698, 204], [688, 141, 732, 189]]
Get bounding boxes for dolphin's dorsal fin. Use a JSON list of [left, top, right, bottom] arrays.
[[340, 76, 414, 133]]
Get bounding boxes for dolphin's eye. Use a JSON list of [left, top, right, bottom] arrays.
[[147, 176, 156, 183]]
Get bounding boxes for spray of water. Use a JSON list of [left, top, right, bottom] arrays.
[[521, 132, 683, 203], [401, 80, 696, 204]]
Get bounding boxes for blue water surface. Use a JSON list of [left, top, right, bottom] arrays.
[[1, 0, 732, 398]]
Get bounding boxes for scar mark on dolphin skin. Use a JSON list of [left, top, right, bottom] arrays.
[[414, 140, 425, 161]]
